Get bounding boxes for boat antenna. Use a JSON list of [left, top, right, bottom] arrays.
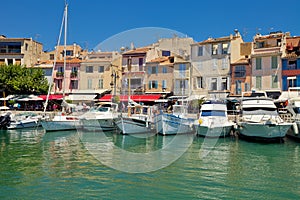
[[43, 3, 66, 113]]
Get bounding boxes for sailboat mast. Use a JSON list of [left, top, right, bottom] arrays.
[[62, 4, 68, 106], [43, 4, 66, 113]]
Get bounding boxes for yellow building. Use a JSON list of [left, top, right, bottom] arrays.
[[0, 35, 43, 67]]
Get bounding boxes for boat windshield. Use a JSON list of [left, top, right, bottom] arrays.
[[242, 107, 278, 115], [97, 107, 109, 112], [201, 110, 226, 117], [293, 107, 300, 114]]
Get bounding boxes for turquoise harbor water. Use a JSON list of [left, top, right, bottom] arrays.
[[1, 128, 300, 199]]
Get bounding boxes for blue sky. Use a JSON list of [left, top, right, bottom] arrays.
[[2, 0, 300, 51]]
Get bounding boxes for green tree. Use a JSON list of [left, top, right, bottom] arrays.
[[0, 64, 49, 95]]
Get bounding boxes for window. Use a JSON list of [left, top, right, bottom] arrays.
[[57, 67, 64, 72], [50, 54, 54, 60], [222, 43, 228, 54], [288, 77, 297, 88], [66, 50, 73, 56], [271, 56, 277, 69], [162, 67, 167, 73], [148, 80, 158, 89], [256, 76, 262, 89], [70, 80, 78, 89], [211, 78, 217, 90], [235, 65, 246, 78], [256, 41, 264, 48], [222, 58, 228, 69], [179, 64, 186, 78], [272, 75, 278, 88], [71, 67, 78, 73], [162, 80, 167, 89], [277, 39, 281, 46], [256, 57, 262, 70], [212, 44, 218, 55], [235, 80, 242, 95], [162, 51, 171, 57], [288, 60, 297, 69], [98, 79, 103, 89], [198, 46, 203, 56], [0, 42, 21, 53], [25, 43, 28, 51], [221, 78, 227, 90], [245, 83, 250, 91], [87, 79, 92, 89], [86, 66, 93, 73], [196, 77, 203, 88], [148, 66, 158, 74], [139, 58, 143, 66], [7, 59, 13, 65], [98, 66, 104, 73]]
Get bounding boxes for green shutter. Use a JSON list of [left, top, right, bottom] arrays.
[[256, 58, 262, 70], [272, 56, 277, 69]]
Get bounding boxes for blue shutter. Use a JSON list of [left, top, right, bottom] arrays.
[[282, 59, 287, 70], [297, 59, 300, 70], [297, 75, 300, 87], [282, 76, 287, 91]]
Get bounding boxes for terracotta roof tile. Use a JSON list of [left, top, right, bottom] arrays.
[[122, 47, 151, 55]]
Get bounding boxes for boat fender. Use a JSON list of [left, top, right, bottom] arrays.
[[292, 122, 299, 135], [233, 124, 238, 130], [198, 119, 203, 125]]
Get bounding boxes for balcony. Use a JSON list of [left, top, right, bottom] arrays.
[[55, 72, 64, 79], [70, 72, 78, 79]]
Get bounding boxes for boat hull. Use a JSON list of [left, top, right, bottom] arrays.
[[41, 115, 79, 132], [115, 117, 152, 135], [236, 122, 291, 140], [8, 120, 39, 129], [155, 114, 195, 135], [80, 118, 116, 132], [197, 125, 232, 137]]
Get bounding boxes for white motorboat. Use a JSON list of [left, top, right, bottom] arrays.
[[197, 100, 234, 137], [7, 112, 44, 129], [154, 104, 196, 135], [114, 104, 154, 135], [236, 95, 292, 141], [284, 97, 300, 140], [79, 102, 118, 132], [41, 114, 80, 132]]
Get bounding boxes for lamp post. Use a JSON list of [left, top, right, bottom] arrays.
[[110, 69, 119, 103]]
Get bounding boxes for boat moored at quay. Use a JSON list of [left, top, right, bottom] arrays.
[[197, 99, 234, 137], [235, 91, 293, 142]]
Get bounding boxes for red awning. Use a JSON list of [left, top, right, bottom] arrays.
[[38, 94, 65, 100], [98, 94, 161, 102]]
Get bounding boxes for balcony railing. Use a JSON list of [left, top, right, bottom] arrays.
[[70, 72, 78, 78], [56, 72, 64, 78]]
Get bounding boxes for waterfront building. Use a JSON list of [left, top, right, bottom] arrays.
[[53, 57, 81, 94], [230, 42, 252, 95], [0, 35, 43, 67], [121, 47, 150, 94], [281, 36, 300, 91], [251, 31, 289, 91], [146, 56, 174, 95], [190, 30, 244, 99], [145, 36, 194, 98]]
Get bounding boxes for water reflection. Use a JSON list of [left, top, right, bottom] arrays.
[[1, 129, 300, 199], [78, 130, 195, 173]]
